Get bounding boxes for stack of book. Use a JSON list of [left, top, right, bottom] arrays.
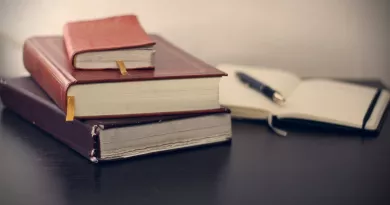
[[0, 15, 232, 163]]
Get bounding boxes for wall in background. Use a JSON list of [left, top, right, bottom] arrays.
[[0, 0, 389, 85]]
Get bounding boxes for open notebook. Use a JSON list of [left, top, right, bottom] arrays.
[[218, 64, 390, 136]]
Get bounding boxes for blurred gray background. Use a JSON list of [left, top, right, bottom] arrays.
[[1, 0, 389, 86]]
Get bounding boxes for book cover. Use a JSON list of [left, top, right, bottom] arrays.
[[63, 14, 155, 69]]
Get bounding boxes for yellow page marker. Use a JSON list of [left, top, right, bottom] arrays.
[[116, 60, 128, 75], [66, 96, 75, 121]]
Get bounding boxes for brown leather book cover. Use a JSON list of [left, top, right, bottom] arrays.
[[63, 14, 155, 67], [23, 34, 227, 117], [0, 77, 230, 162]]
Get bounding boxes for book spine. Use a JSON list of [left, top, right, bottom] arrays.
[[23, 38, 71, 112], [0, 79, 96, 162], [63, 24, 76, 67]]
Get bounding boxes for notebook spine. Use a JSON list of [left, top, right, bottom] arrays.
[[362, 89, 382, 129]]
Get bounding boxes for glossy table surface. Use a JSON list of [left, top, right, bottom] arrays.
[[0, 81, 390, 205]]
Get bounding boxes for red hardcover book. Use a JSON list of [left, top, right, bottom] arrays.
[[23, 35, 227, 120], [63, 15, 156, 69]]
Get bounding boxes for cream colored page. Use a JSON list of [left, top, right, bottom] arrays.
[[278, 79, 389, 129], [217, 64, 301, 114]]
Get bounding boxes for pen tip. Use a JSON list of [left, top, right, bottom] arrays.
[[273, 92, 285, 105]]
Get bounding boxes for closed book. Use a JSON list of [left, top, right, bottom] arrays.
[[23, 35, 227, 120], [64, 14, 156, 69], [0, 77, 232, 163]]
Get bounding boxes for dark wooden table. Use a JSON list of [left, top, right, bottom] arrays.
[[1, 81, 390, 205]]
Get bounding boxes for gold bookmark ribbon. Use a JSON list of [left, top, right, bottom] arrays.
[[116, 60, 128, 75], [66, 96, 75, 121]]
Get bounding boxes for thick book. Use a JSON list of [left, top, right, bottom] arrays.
[[217, 64, 390, 135], [64, 14, 155, 69], [23, 35, 227, 119], [0, 77, 232, 163]]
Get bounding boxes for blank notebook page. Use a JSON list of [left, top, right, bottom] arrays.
[[277, 79, 390, 130]]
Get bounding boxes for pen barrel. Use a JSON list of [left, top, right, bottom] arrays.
[[245, 80, 275, 98], [236, 72, 278, 100], [259, 85, 275, 98]]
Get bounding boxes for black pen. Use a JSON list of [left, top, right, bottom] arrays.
[[236, 71, 286, 105]]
